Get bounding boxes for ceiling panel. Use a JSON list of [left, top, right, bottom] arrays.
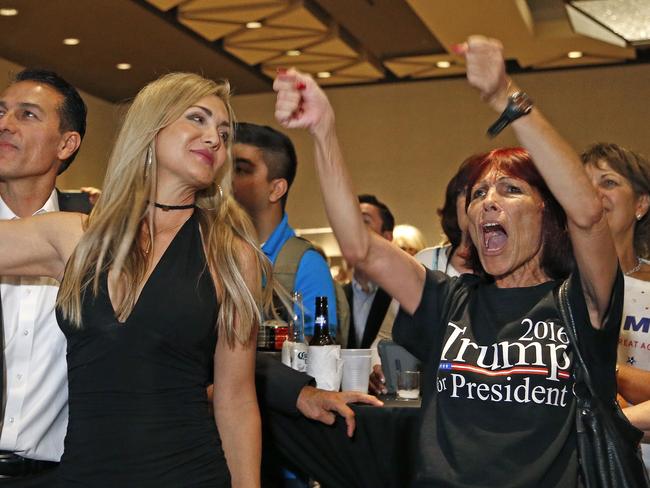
[[0, 0, 644, 102], [0, 0, 269, 102]]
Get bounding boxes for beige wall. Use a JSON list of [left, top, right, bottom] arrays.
[[232, 63, 650, 247], [0, 57, 120, 190], [3, 54, 648, 247]]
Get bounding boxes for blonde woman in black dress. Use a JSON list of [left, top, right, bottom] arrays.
[[0, 72, 270, 487]]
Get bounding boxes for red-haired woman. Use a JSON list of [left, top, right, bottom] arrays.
[[273, 37, 628, 487]]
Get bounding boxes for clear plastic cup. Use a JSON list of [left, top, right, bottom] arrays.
[[341, 354, 372, 393]]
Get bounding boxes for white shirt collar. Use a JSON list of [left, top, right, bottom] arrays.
[[0, 189, 59, 220], [351, 276, 378, 295]]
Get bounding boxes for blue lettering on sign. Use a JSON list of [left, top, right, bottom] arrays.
[[623, 316, 650, 333]]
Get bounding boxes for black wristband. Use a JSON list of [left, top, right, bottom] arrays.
[[487, 91, 533, 138]]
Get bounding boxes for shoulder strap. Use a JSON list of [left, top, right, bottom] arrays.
[[556, 280, 593, 399], [273, 236, 314, 295], [273, 235, 351, 345]]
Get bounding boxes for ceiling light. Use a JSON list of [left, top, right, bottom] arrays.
[[435, 61, 452, 68], [567, 0, 650, 46], [63, 38, 80, 46], [567, 51, 584, 59], [316, 71, 331, 79], [286, 50, 301, 57], [116, 63, 132, 70], [0, 8, 18, 16], [246, 21, 262, 29]]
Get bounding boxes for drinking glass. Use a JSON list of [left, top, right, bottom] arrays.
[[396, 370, 420, 400]]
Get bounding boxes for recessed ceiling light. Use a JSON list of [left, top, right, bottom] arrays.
[[63, 38, 80, 46], [286, 50, 301, 57], [246, 21, 262, 29], [0, 8, 18, 16], [316, 71, 331, 79], [435, 61, 452, 68], [567, 50, 584, 59], [116, 63, 132, 70]]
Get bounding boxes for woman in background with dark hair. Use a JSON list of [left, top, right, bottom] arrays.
[[273, 36, 624, 487], [368, 157, 474, 394], [418, 154, 478, 276]]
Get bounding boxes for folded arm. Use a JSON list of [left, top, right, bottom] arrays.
[[618, 365, 650, 405], [623, 401, 650, 442]]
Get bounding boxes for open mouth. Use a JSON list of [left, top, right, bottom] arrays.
[[482, 222, 508, 252]]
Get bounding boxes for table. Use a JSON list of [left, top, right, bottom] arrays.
[[263, 396, 421, 488]]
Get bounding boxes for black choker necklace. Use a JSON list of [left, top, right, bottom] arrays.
[[153, 202, 196, 212]]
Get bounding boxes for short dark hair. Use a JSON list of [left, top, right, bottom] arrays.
[[463, 147, 574, 281], [358, 194, 395, 233], [14, 68, 87, 174], [437, 155, 475, 248], [234, 122, 297, 210]]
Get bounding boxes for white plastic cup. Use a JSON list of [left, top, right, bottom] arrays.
[[341, 348, 373, 357], [342, 355, 372, 393]]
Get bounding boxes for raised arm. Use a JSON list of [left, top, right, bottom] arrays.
[[0, 211, 85, 280], [460, 36, 617, 327], [273, 70, 425, 314]]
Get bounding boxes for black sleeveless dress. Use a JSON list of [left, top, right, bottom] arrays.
[[55, 213, 231, 487]]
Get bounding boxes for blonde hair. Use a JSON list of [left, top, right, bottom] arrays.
[[57, 72, 272, 347], [393, 224, 427, 256]]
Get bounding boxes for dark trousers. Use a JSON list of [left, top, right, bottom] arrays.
[[0, 468, 57, 487]]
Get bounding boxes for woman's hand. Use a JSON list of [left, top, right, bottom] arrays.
[[273, 68, 335, 137], [456, 36, 510, 112]]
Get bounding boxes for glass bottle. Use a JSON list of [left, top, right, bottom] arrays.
[[309, 296, 334, 346], [281, 292, 309, 371]]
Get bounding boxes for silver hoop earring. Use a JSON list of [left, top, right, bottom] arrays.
[[144, 145, 152, 179]]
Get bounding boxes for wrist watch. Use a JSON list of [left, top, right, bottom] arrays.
[[486, 91, 534, 138]]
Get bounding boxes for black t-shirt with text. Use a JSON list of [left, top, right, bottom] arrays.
[[393, 269, 622, 488]]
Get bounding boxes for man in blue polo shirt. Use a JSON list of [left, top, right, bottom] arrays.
[[233, 122, 339, 488], [232, 122, 337, 338]]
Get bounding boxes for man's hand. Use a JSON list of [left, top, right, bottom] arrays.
[[80, 186, 102, 206], [296, 385, 383, 438], [369, 364, 387, 395]]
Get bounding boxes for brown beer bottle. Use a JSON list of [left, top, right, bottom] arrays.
[[309, 296, 334, 346]]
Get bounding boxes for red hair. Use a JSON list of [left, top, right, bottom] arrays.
[[463, 147, 574, 280]]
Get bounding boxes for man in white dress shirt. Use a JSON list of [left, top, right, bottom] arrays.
[[342, 194, 395, 349], [0, 68, 86, 484]]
